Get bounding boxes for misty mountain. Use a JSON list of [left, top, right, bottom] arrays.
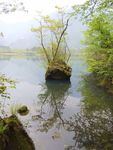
[[0, 16, 86, 50]]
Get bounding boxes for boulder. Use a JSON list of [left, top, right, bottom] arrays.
[[45, 61, 72, 80], [17, 105, 29, 116], [0, 115, 35, 150]]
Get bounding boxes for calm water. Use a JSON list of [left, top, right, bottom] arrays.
[[0, 54, 113, 150]]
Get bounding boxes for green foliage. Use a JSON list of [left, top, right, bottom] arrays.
[[0, 74, 16, 99], [73, 0, 113, 91], [83, 13, 113, 90], [10, 104, 22, 115], [0, 116, 35, 150], [83, 13, 113, 48], [0, 121, 8, 135], [72, 0, 113, 21]]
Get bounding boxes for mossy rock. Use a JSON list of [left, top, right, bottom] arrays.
[[17, 105, 29, 116], [45, 60, 72, 80], [0, 115, 35, 150]]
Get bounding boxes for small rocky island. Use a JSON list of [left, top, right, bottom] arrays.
[[31, 7, 72, 81], [46, 60, 72, 80], [17, 105, 29, 116]]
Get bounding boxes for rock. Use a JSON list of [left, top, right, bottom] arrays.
[[17, 105, 29, 116], [0, 115, 35, 150], [32, 115, 43, 121], [45, 61, 72, 80], [52, 131, 61, 140]]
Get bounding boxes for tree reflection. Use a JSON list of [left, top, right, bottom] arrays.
[[36, 80, 71, 132], [65, 74, 113, 150], [65, 110, 113, 150], [79, 74, 113, 114], [35, 74, 113, 149]]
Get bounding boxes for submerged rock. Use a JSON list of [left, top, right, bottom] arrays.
[[17, 105, 29, 116], [45, 61, 72, 80], [0, 115, 35, 150], [52, 131, 61, 140]]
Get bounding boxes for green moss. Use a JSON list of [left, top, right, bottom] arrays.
[[48, 60, 72, 76], [0, 115, 35, 150]]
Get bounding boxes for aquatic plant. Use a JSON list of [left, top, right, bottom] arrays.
[[0, 74, 16, 99], [10, 104, 22, 115]]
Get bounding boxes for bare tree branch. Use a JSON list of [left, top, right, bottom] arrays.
[[53, 17, 70, 61], [39, 22, 50, 63]]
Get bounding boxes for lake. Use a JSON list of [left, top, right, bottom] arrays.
[[0, 53, 113, 150]]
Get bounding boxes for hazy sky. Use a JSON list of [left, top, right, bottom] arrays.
[[0, 0, 86, 49], [24, 0, 86, 13], [0, 0, 86, 23]]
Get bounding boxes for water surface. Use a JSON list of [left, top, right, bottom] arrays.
[[0, 54, 113, 150]]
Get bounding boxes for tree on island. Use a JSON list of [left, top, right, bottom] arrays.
[[31, 7, 72, 80]]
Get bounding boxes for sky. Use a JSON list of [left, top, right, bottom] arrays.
[[24, 0, 86, 14], [0, 0, 86, 23], [0, 0, 86, 49]]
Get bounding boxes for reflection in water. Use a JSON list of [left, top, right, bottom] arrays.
[[32, 74, 113, 150], [65, 74, 113, 150], [1, 54, 113, 149], [65, 111, 113, 150], [80, 74, 113, 114], [35, 80, 71, 132]]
